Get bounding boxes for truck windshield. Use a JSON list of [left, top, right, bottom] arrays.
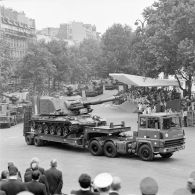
[[163, 117, 181, 130]]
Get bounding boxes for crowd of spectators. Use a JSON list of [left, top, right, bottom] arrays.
[[0, 157, 195, 195]]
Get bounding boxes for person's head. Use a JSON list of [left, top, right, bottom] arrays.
[[1, 170, 9, 179], [32, 170, 40, 181], [50, 159, 57, 168], [30, 157, 40, 166], [8, 166, 18, 177], [8, 162, 15, 171], [173, 188, 191, 195], [111, 176, 121, 191], [31, 162, 38, 171], [78, 174, 91, 189], [187, 171, 195, 193], [94, 173, 113, 193], [140, 177, 158, 195]]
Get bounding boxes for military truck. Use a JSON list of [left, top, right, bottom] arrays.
[[23, 96, 185, 161]]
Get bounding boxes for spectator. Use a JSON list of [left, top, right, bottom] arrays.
[[109, 176, 121, 195], [187, 171, 195, 194], [26, 170, 47, 195], [183, 108, 188, 127], [8, 162, 22, 181], [173, 188, 191, 195], [24, 162, 49, 195], [0, 170, 8, 188], [93, 173, 113, 195], [45, 159, 63, 195], [25, 158, 45, 175], [1, 166, 26, 195], [140, 177, 158, 195], [71, 173, 96, 195]]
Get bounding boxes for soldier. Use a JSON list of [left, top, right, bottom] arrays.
[[93, 173, 113, 195], [140, 177, 158, 195], [187, 171, 195, 194]]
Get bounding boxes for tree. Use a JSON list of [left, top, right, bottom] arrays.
[[101, 24, 134, 75], [140, 0, 195, 97]]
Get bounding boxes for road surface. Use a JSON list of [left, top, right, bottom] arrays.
[[0, 91, 194, 195]]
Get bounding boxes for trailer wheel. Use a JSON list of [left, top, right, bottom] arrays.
[[89, 140, 103, 156], [34, 137, 43, 146], [138, 144, 154, 161], [103, 141, 117, 158], [43, 124, 49, 134], [25, 135, 34, 145], [160, 153, 173, 159]]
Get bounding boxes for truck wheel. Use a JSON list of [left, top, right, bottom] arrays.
[[43, 124, 49, 134], [138, 144, 154, 161], [25, 135, 34, 145], [34, 137, 43, 146], [160, 153, 173, 159], [7, 123, 11, 128], [103, 141, 117, 158], [89, 140, 103, 156]]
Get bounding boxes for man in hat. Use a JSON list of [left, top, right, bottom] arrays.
[[71, 173, 96, 195], [140, 177, 158, 195], [0, 170, 8, 188], [109, 177, 121, 195], [45, 159, 63, 195], [8, 162, 22, 181], [26, 170, 47, 195], [1, 166, 26, 195], [93, 173, 113, 195], [187, 171, 195, 194]]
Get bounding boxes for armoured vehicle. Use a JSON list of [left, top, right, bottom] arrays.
[[28, 95, 122, 137]]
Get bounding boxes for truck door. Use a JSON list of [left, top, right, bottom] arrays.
[[146, 117, 160, 147]]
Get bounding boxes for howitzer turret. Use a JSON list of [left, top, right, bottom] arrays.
[[29, 95, 123, 137]]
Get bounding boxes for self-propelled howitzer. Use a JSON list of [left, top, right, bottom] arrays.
[[28, 95, 122, 137]]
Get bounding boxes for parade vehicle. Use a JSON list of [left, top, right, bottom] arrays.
[[23, 95, 185, 161]]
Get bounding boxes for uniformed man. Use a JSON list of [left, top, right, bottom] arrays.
[[93, 173, 113, 195], [140, 177, 158, 195], [187, 171, 195, 194]]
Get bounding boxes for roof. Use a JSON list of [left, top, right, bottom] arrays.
[[109, 73, 179, 87]]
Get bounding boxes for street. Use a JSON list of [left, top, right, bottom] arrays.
[[0, 91, 195, 195]]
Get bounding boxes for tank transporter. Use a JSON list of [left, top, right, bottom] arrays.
[[23, 95, 185, 161]]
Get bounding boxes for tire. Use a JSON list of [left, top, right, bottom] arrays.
[[160, 153, 173, 159], [34, 137, 43, 146], [103, 141, 117, 158], [43, 124, 49, 134], [138, 144, 154, 161], [25, 135, 34, 145], [89, 140, 103, 156]]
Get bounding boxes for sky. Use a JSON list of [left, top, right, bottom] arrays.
[[0, 0, 155, 34]]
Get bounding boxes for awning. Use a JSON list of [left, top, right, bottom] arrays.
[[109, 73, 179, 87]]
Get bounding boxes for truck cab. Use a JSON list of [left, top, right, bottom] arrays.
[[137, 112, 185, 160]]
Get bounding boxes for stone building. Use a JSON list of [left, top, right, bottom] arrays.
[[0, 6, 36, 59]]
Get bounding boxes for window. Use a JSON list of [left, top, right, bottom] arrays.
[[140, 117, 146, 128], [148, 118, 160, 129]]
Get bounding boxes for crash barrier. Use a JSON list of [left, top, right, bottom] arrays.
[[187, 110, 195, 127]]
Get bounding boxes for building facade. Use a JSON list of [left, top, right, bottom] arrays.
[[0, 6, 36, 59]]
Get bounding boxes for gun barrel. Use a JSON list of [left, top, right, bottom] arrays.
[[84, 95, 121, 106]]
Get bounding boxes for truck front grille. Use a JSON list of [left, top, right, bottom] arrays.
[[164, 138, 185, 148]]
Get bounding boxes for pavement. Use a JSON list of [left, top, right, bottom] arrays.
[[0, 90, 194, 195]]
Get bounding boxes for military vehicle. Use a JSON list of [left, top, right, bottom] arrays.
[[26, 95, 123, 137], [23, 94, 185, 160]]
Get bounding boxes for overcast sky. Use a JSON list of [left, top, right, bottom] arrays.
[[1, 0, 155, 33]]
